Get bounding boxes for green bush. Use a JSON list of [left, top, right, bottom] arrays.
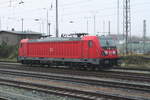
[[0, 41, 18, 59], [120, 54, 150, 69]]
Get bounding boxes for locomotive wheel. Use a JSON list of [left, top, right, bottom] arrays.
[[27, 64, 32, 67], [69, 66, 76, 70], [86, 66, 94, 71], [80, 67, 86, 70], [48, 64, 51, 67]]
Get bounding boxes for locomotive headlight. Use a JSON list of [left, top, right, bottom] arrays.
[[112, 51, 116, 55], [104, 51, 108, 55]]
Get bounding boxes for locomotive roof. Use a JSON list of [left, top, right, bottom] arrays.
[[28, 37, 82, 43]]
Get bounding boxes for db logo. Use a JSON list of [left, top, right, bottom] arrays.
[[49, 48, 54, 52]]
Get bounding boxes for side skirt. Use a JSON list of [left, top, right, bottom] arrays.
[[18, 56, 100, 65]]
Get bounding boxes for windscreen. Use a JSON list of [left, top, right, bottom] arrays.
[[107, 38, 116, 47], [99, 37, 108, 47], [99, 36, 116, 48]]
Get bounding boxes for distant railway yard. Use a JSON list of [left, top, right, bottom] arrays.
[[0, 30, 149, 100], [0, 0, 150, 99], [0, 62, 149, 100]]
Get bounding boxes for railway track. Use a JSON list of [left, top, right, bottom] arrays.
[[0, 68, 150, 92], [0, 77, 141, 100], [0, 97, 8, 100], [1, 61, 150, 73], [113, 67, 150, 72], [0, 68, 149, 99], [0, 62, 150, 99], [0, 62, 150, 83]]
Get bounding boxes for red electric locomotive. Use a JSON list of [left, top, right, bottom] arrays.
[[18, 35, 119, 69]]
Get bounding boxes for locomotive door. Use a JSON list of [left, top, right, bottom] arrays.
[[82, 41, 89, 59], [22, 43, 27, 57]]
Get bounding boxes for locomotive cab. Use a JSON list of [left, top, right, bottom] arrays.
[[82, 35, 118, 68], [18, 39, 28, 62], [98, 36, 118, 67]]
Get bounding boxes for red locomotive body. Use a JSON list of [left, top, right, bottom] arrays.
[[18, 35, 119, 69]]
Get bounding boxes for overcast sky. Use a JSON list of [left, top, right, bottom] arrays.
[[0, 0, 149, 37]]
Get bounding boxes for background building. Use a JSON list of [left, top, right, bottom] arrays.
[[0, 30, 42, 45]]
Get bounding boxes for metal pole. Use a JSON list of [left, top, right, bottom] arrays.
[[94, 15, 96, 34], [56, 0, 59, 37], [42, 20, 44, 34], [39, 22, 41, 33], [48, 23, 51, 36], [125, 0, 128, 54], [108, 21, 111, 35], [103, 20, 105, 35], [117, 0, 119, 35], [84, 17, 90, 34], [47, 9, 49, 36], [123, 0, 131, 55], [87, 19, 89, 33], [143, 20, 146, 54], [9, 0, 12, 7], [21, 18, 24, 32]]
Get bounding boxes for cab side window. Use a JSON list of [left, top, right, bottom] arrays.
[[20, 43, 23, 48], [88, 40, 93, 48]]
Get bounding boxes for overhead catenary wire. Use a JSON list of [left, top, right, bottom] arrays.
[[60, 0, 93, 7], [0, 0, 149, 17], [0, 0, 149, 36]]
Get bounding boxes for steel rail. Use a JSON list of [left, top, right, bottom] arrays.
[[0, 62, 150, 76], [0, 68, 150, 93], [0, 77, 137, 100], [0, 97, 9, 100], [94, 70, 150, 82], [113, 67, 150, 72], [1, 62, 150, 83], [1, 62, 150, 74], [1, 62, 150, 72]]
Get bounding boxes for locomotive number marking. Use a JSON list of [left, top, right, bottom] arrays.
[[49, 48, 54, 52]]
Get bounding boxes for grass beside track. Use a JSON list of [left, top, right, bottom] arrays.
[[119, 54, 150, 69], [0, 58, 17, 63]]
